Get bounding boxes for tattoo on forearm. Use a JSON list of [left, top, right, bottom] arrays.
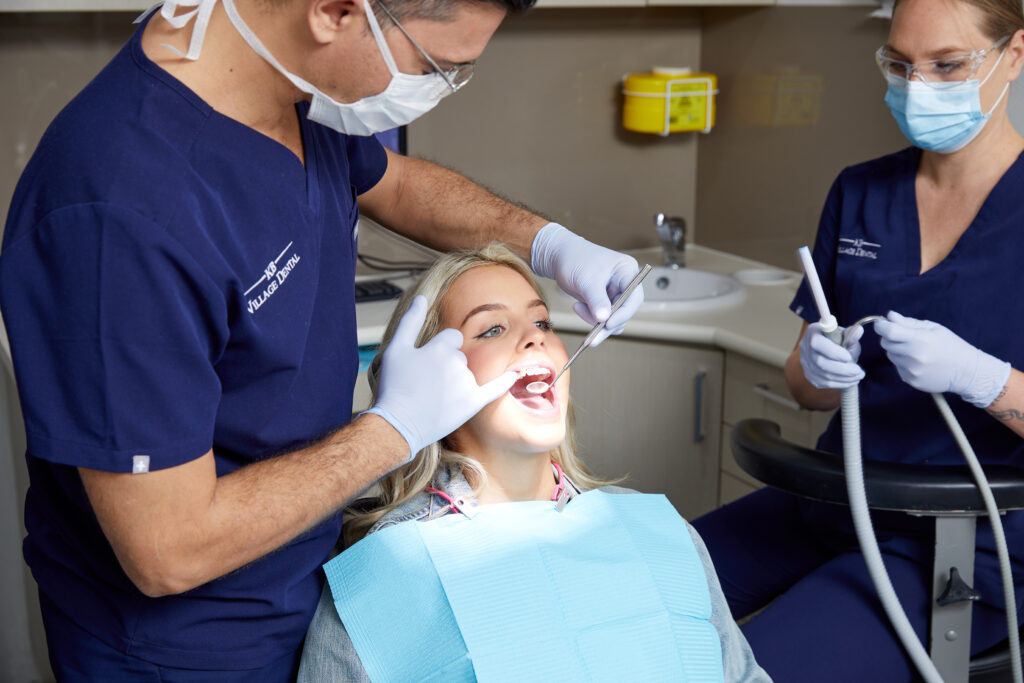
[[985, 386, 1020, 422], [988, 405, 1024, 423]]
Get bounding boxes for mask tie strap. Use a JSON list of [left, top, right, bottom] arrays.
[[363, 0, 400, 77], [133, 0, 217, 61], [220, 0, 326, 99]]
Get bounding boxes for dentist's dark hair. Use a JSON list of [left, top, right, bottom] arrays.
[[374, 0, 537, 23]]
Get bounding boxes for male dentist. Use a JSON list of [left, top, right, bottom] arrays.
[[0, 0, 643, 678]]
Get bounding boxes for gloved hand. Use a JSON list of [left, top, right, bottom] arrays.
[[798, 321, 865, 389], [531, 223, 643, 346], [364, 296, 517, 459], [874, 311, 1010, 408]]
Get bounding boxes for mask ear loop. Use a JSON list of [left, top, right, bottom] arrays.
[[976, 44, 1011, 114]]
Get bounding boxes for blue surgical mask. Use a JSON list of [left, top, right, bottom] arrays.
[[884, 48, 1009, 154]]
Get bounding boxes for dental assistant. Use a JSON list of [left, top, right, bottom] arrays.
[[0, 0, 644, 678], [693, 0, 1024, 679]]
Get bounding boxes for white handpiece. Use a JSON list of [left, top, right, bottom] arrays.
[[797, 246, 840, 343]]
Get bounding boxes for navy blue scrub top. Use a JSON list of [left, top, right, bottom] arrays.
[[791, 147, 1024, 610], [0, 16, 387, 671]]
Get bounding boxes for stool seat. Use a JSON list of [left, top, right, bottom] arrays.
[[731, 418, 1024, 513]]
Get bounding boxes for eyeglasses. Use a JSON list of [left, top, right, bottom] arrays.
[[370, 0, 474, 93], [875, 36, 1009, 89]]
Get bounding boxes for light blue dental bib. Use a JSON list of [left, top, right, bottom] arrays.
[[325, 490, 723, 682]]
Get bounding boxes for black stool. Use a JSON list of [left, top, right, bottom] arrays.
[[730, 418, 1024, 682]]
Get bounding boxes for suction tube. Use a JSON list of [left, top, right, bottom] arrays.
[[797, 248, 938, 676], [839, 382, 944, 682], [798, 247, 1023, 682], [931, 393, 1022, 683]]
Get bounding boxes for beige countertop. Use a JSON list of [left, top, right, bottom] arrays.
[[355, 244, 807, 369]]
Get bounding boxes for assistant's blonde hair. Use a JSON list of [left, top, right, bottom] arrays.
[[344, 243, 612, 545]]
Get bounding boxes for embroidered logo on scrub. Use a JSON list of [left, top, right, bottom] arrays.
[[838, 237, 880, 260], [245, 242, 302, 314]]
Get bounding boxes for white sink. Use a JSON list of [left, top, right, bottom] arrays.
[[639, 266, 746, 314]]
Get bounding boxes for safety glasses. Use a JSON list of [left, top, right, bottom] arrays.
[[369, 0, 474, 93], [875, 36, 1009, 89]]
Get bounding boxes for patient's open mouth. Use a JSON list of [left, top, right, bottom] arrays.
[[508, 366, 555, 411]]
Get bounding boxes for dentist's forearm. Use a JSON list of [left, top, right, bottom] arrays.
[[80, 414, 408, 597], [357, 150, 548, 260]]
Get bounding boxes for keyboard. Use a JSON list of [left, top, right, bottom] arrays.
[[354, 279, 403, 303]]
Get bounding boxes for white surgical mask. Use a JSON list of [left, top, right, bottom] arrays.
[[139, 0, 452, 136]]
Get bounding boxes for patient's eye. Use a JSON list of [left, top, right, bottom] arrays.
[[476, 324, 504, 339], [535, 319, 553, 332]]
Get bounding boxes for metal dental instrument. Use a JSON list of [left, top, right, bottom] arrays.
[[526, 264, 653, 395]]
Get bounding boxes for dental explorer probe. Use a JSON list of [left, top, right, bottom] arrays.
[[526, 264, 653, 395]]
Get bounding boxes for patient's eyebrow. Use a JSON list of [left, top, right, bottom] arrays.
[[460, 299, 547, 327]]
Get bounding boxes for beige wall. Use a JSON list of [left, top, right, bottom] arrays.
[[0, 7, 908, 269], [697, 6, 907, 269], [407, 7, 702, 252], [0, 12, 136, 223]]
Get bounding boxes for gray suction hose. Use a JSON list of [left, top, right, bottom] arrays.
[[839, 320, 1021, 683], [840, 383, 945, 683], [931, 392, 1021, 683], [797, 249, 1020, 681]]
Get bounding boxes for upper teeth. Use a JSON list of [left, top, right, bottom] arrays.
[[516, 367, 550, 379]]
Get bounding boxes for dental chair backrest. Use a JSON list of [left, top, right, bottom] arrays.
[[0, 312, 53, 681], [730, 418, 1024, 682]]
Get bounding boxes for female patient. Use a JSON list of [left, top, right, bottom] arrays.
[[297, 244, 768, 682]]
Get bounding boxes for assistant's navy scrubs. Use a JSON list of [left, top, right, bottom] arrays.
[[0, 14, 386, 680], [694, 147, 1024, 682]]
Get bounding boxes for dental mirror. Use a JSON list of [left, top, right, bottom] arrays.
[[525, 264, 652, 395]]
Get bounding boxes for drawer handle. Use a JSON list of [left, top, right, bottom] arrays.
[[753, 383, 804, 412], [694, 370, 707, 443]]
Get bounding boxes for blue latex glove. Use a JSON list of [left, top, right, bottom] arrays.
[[874, 311, 1010, 408], [364, 296, 517, 458], [531, 223, 643, 346], [798, 321, 865, 389]]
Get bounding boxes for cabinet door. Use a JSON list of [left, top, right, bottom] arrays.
[[719, 351, 835, 504], [558, 333, 723, 520]]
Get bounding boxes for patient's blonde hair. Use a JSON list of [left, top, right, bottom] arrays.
[[344, 243, 613, 545]]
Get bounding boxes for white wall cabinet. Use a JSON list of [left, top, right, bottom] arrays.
[[0, 1, 149, 9], [559, 332, 723, 520], [719, 350, 834, 505]]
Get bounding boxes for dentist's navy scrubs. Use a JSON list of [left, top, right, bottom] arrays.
[[0, 15, 385, 680], [693, 146, 1024, 681]]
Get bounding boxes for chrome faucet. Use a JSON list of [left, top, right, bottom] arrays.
[[654, 213, 686, 268]]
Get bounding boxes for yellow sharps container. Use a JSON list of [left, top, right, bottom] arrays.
[[622, 67, 718, 136]]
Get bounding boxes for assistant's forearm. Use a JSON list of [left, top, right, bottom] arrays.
[[360, 153, 547, 260], [985, 368, 1024, 438]]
